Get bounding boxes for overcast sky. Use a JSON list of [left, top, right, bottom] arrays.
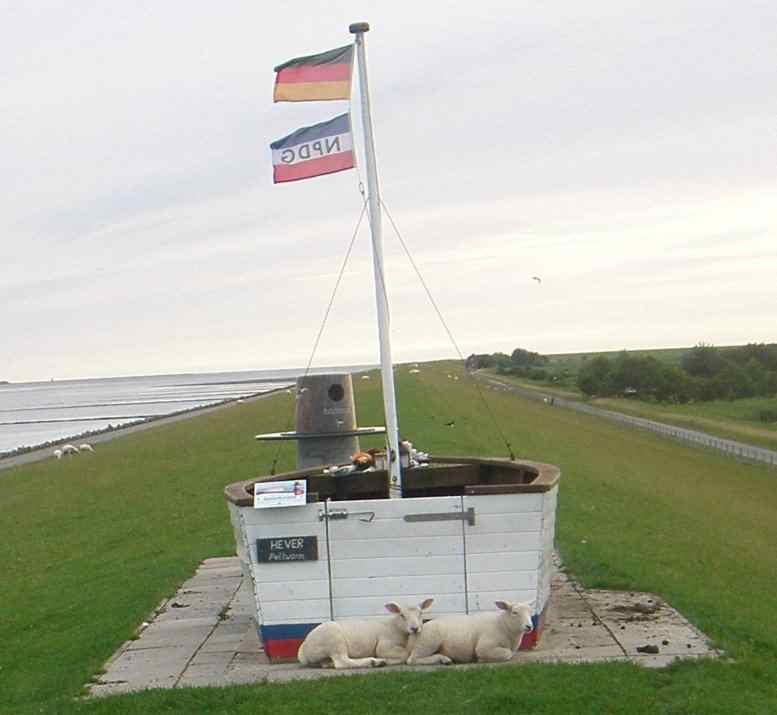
[[2, 1, 775, 382]]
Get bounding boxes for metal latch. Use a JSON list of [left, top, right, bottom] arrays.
[[318, 509, 375, 522], [403, 508, 475, 526]]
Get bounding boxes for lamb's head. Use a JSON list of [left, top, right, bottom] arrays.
[[495, 600, 534, 634], [385, 598, 434, 635]]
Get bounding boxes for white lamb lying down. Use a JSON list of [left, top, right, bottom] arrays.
[[298, 598, 434, 669], [407, 600, 534, 665]]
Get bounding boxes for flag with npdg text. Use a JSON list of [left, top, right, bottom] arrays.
[[273, 45, 354, 102], [270, 113, 355, 183]]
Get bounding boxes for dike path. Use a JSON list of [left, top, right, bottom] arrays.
[[478, 374, 777, 470]]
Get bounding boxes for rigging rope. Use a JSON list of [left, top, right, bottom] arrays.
[[380, 198, 517, 461], [269, 199, 369, 475]]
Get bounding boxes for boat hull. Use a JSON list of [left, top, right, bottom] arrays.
[[225, 456, 560, 662]]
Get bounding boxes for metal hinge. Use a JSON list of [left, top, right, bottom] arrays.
[[318, 508, 375, 522], [403, 508, 476, 526]]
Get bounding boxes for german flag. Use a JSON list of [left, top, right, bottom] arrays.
[[273, 45, 353, 102]]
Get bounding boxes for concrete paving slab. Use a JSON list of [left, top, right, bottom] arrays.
[[541, 617, 624, 652], [125, 622, 217, 651], [199, 556, 243, 569], [230, 651, 270, 667], [236, 626, 263, 655], [101, 645, 192, 689], [87, 554, 721, 697], [187, 571, 242, 581], [188, 650, 235, 668], [177, 662, 239, 688]]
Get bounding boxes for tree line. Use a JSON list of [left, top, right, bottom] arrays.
[[465, 348, 550, 381], [578, 343, 777, 404], [467, 343, 777, 409]]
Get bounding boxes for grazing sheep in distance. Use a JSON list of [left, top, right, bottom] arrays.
[[407, 600, 534, 665], [78, 443, 95, 453], [298, 598, 434, 669], [61, 444, 79, 456], [53, 449, 63, 459]]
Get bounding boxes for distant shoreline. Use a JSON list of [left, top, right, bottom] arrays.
[[0, 385, 290, 473]]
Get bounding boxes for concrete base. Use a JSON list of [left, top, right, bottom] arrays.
[[88, 554, 721, 697]]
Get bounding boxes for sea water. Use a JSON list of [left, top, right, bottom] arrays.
[[0, 366, 373, 455]]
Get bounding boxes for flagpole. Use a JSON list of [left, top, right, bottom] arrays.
[[349, 21, 402, 496]]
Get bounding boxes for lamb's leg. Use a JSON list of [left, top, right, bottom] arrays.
[[376, 641, 411, 666], [406, 635, 453, 666], [303, 624, 386, 669], [474, 643, 514, 663], [328, 633, 385, 669], [406, 653, 454, 666], [330, 655, 386, 669]]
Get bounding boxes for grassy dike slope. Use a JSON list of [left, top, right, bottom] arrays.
[[1, 362, 776, 714]]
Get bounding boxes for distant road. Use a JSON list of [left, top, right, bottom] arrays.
[[0, 387, 290, 473], [477, 373, 777, 470]]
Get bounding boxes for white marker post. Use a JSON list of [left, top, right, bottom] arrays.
[[349, 22, 402, 496]]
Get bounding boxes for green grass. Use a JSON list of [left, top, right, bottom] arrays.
[[592, 395, 777, 451], [2, 361, 777, 713]]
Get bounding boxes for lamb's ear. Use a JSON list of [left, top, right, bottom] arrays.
[[494, 600, 512, 612], [419, 597, 434, 610], [385, 602, 401, 614]]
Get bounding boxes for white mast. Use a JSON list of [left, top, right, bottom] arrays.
[[349, 22, 402, 494]]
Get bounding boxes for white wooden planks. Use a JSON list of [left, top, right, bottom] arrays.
[[332, 554, 462, 578], [243, 503, 330, 626], [228, 502, 252, 582], [537, 486, 559, 608], [327, 496, 467, 618], [464, 492, 552, 614], [238, 487, 559, 625], [468, 551, 540, 573]]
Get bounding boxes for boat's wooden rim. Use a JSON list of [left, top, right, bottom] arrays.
[[224, 456, 560, 506]]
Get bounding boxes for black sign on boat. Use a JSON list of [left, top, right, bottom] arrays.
[[256, 536, 318, 563]]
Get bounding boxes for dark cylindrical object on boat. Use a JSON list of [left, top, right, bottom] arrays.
[[295, 373, 359, 469]]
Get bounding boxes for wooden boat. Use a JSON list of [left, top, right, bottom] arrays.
[[224, 22, 560, 663], [225, 456, 559, 660]]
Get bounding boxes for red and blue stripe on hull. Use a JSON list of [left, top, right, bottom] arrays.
[[261, 623, 320, 661], [260, 605, 548, 663]]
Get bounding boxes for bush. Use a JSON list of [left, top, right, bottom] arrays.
[[511, 348, 548, 368], [681, 343, 727, 378], [577, 356, 613, 396]]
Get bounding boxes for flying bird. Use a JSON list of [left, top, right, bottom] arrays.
[[532, 276, 542, 284]]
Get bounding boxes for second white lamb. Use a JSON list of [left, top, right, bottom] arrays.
[[407, 600, 534, 665]]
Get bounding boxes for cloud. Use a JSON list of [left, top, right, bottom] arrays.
[[2, 0, 776, 381]]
